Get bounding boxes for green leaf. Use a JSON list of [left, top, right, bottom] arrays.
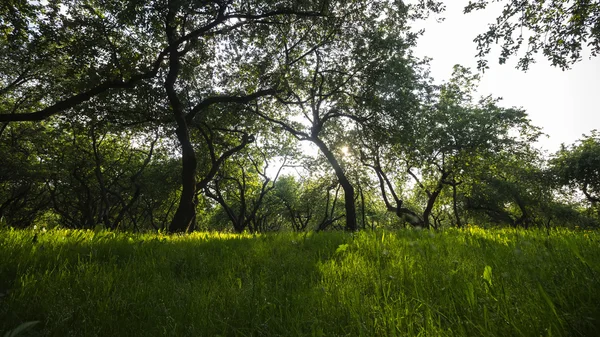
[[4, 321, 40, 337], [335, 244, 349, 254], [465, 282, 476, 308], [483, 265, 493, 286]]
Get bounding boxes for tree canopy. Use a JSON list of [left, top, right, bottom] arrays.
[[0, 0, 598, 232], [465, 0, 600, 70]]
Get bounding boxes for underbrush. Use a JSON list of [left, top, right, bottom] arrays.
[[0, 227, 599, 336]]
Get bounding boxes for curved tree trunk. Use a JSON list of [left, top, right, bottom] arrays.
[[422, 188, 441, 229], [165, 5, 197, 233], [169, 129, 198, 233], [365, 158, 421, 227], [421, 172, 450, 229], [313, 137, 357, 231]]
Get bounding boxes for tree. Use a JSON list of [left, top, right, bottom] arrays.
[[410, 65, 539, 227], [465, 0, 600, 70], [251, 0, 424, 230], [273, 175, 313, 232], [203, 145, 288, 233], [42, 120, 159, 230], [0, 122, 50, 227], [0, 0, 167, 122], [460, 147, 598, 229], [5, 0, 593, 233], [0, 116, 167, 230], [0, 0, 353, 232], [461, 149, 550, 228], [134, 156, 181, 231], [361, 65, 540, 228], [550, 131, 600, 208]]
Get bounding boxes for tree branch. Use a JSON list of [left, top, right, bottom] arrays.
[[186, 88, 277, 123]]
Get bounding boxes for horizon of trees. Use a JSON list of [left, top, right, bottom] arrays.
[[1, 0, 598, 233]]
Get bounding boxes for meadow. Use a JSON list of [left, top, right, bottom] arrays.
[[1, 227, 599, 337]]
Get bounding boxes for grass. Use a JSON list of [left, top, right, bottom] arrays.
[[0, 227, 599, 336]]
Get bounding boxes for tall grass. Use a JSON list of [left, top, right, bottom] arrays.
[[1, 227, 599, 336]]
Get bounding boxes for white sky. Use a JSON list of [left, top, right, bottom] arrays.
[[412, 0, 600, 154]]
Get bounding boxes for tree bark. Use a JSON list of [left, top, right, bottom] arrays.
[[365, 159, 421, 226], [312, 137, 357, 231], [359, 183, 366, 229], [452, 182, 462, 228], [422, 172, 449, 228], [165, 5, 197, 233]]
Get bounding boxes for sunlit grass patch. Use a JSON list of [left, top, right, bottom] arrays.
[[1, 228, 599, 336]]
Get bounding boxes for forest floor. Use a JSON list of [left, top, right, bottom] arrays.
[[0, 227, 599, 336]]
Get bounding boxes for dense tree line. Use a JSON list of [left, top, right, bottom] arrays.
[[1, 0, 598, 232]]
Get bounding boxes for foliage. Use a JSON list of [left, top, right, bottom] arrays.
[[551, 131, 600, 199], [550, 130, 600, 211], [465, 0, 600, 70], [360, 64, 543, 228], [0, 123, 50, 227], [0, 0, 598, 232]]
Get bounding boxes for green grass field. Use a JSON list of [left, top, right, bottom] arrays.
[[1, 227, 599, 336]]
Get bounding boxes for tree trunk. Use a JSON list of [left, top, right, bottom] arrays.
[[422, 173, 449, 228], [367, 162, 421, 226], [312, 137, 357, 231], [452, 182, 462, 228], [422, 190, 439, 228], [90, 128, 112, 229], [168, 127, 198, 233], [165, 6, 197, 233]]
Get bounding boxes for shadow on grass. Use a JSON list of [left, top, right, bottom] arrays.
[[0, 230, 349, 336], [1, 229, 599, 336]]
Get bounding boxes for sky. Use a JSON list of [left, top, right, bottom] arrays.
[[411, 0, 600, 154]]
